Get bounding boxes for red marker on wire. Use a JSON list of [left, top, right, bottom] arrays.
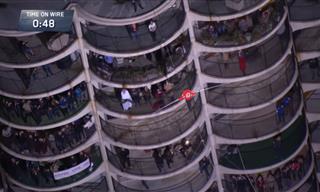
[[179, 89, 196, 101]]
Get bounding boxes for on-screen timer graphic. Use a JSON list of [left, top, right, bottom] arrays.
[[18, 10, 74, 32]]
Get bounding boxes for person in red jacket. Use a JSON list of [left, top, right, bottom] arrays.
[[238, 50, 247, 76]]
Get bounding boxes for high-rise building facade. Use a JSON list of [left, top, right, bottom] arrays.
[[0, 0, 319, 191]]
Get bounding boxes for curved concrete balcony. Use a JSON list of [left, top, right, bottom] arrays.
[[306, 90, 320, 114], [0, 82, 90, 127], [106, 126, 208, 178], [212, 88, 302, 143], [0, 145, 103, 190], [76, 0, 167, 20], [194, 1, 285, 48], [188, 0, 268, 19], [310, 121, 320, 152], [0, 114, 96, 160], [0, 31, 76, 65], [112, 157, 214, 192], [222, 150, 314, 192], [199, 27, 291, 81], [218, 116, 308, 172], [300, 59, 320, 84], [95, 64, 196, 116], [81, 2, 186, 54], [101, 97, 202, 148], [205, 56, 297, 111], [289, 0, 320, 31], [295, 174, 318, 192], [0, 53, 84, 97], [89, 32, 192, 87], [294, 26, 320, 54]]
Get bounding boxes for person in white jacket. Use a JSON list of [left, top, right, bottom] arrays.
[[121, 89, 133, 111]]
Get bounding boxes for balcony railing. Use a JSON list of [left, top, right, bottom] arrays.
[[200, 27, 290, 78], [101, 97, 202, 146], [96, 65, 196, 115], [112, 160, 213, 192], [212, 88, 301, 139], [82, 3, 186, 53], [306, 92, 320, 113], [223, 150, 312, 192], [206, 57, 296, 109], [0, 53, 83, 95], [0, 145, 103, 188], [106, 127, 208, 176], [77, 0, 166, 19], [218, 116, 307, 170], [0, 82, 89, 126], [289, 0, 320, 21], [300, 59, 320, 83], [0, 31, 76, 64], [0, 115, 96, 158], [188, 0, 263, 16], [294, 26, 320, 52], [89, 33, 191, 85], [194, 1, 285, 48], [310, 121, 320, 143]]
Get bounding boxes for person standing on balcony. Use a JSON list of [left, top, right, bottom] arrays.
[[42, 65, 54, 77], [18, 41, 34, 61], [256, 174, 265, 192], [265, 171, 275, 192], [272, 135, 282, 160], [238, 50, 247, 76], [130, 23, 138, 40], [199, 157, 211, 179], [276, 103, 285, 123], [131, 0, 144, 12], [121, 89, 133, 111], [148, 19, 157, 42], [308, 58, 320, 80], [162, 146, 174, 168], [152, 149, 164, 172]]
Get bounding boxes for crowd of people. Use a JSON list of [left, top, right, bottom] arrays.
[[0, 82, 88, 125], [111, 79, 176, 112], [113, 135, 206, 174], [90, 34, 188, 83], [227, 155, 307, 192], [1, 114, 95, 157], [0, 147, 98, 187], [198, 1, 282, 46]]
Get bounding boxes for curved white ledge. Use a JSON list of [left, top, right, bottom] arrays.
[[306, 112, 320, 123], [219, 131, 309, 175], [90, 48, 195, 88], [297, 51, 320, 63], [0, 30, 39, 37], [96, 77, 199, 119], [290, 19, 320, 32], [5, 163, 105, 192], [74, 0, 176, 26], [0, 102, 92, 130], [206, 67, 299, 114], [214, 96, 303, 145], [0, 133, 99, 162], [201, 40, 293, 84], [101, 108, 206, 150], [108, 144, 211, 180], [311, 143, 320, 153], [285, 155, 314, 192], [0, 40, 80, 69], [302, 83, 320, 92], [187, 0, 270, 22], [83, 20, 189, 58], [0, 72, 85, 100], [195, 9, 288, 53]]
